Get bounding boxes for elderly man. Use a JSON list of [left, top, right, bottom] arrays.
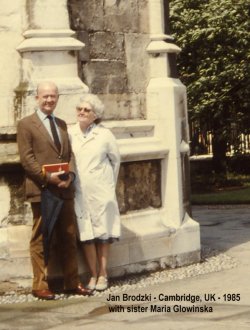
[[17, 81, 91, 300]]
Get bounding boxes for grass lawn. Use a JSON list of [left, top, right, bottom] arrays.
[[190, 158, 250, 205], [191, 186, 250, 205]]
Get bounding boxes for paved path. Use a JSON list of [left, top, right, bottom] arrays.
[[1, 205, 250, 330]]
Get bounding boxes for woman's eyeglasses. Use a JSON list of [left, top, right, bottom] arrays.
[[76, 107, 92, 113]]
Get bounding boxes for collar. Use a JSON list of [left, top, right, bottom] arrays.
[[36, 109, 55, 121], [83, 123, 97, 137]]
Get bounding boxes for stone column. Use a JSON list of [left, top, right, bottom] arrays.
[[146, 0, 194, 228], [16, 0, 88, 124]]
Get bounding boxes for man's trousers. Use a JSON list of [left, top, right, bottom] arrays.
[[30, 200, 79, 291]]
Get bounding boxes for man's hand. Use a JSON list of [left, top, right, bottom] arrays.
[[57, 175, 72, 188], [48, 171, 72, 188], [48, 171, 65, 186]]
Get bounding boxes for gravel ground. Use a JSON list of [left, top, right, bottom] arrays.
[[0, 246, 238, 305]]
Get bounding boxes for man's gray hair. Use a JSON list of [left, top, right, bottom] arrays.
[[77, 93, 105, 119]]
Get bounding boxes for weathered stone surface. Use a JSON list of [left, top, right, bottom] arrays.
[[76, 31, 90, 61], [0, 142, 19, 164], [68, 0, 149, 119], [26, 0, 69, 29], [100, 93, 146, 120], [68, 0, 104, 31], [0, 169, 26, 226], [0, 1, 25, 129], [103, 0, 149, 33], [182, 153, 192, 216], [68, 0, 149, 33], [0, 184, 10, 227], [0, 255, 32, 282], [0, 1, 23, 32], [82, 61, 127, 94], [89, 32, 125, 61], [125, 33, 149, 93], [117, 160, 162, 213], [137, 0, 150, 33]]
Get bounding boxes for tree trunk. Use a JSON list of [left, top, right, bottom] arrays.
[[212, 133, 228, 182]]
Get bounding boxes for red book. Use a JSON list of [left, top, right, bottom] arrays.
[[42, 162, 69, 176]]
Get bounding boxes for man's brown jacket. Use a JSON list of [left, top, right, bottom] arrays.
[[17, 112, 74, 202]]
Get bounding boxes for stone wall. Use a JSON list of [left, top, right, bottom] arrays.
[[0, 0, 26, 133], [68, 0, 149, 120]]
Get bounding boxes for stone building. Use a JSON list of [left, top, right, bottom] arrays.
[[0, 0, 200, 286]]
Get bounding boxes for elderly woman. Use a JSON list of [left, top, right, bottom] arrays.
[[69, 94, 120, 291]]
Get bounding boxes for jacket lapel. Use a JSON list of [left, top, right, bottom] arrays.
[[56, 118, 67, 155], [31, 113, 60, 153]]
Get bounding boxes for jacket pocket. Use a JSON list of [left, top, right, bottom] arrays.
[[25, 177, 41, 197]]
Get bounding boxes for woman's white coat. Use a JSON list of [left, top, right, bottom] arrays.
[[69, 124, 121, 241]]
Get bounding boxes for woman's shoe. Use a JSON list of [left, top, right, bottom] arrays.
[[86, 277, 97, 291], [95, 276, 108, 291]]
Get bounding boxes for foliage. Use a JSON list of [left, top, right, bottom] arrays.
[[169, 0, 250, 157], [191, 186, 250, 205]]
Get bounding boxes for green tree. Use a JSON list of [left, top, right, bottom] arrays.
[[169, 0, 250, 176]]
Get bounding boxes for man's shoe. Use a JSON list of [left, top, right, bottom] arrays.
[[32, 289, 55, 300], [65, 284, 93, 296]]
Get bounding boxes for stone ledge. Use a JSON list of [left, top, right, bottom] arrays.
[[16, 37, 84, 52], [17, 29, 84, 52], [23, 29, 77, 38], [0, 120, 168, 165], [103, 120, 154, 138], [147, 40, 181, 54], [0, 213, 200, 284]]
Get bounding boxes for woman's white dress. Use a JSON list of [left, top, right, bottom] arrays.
[[69, 124, 121, 242]]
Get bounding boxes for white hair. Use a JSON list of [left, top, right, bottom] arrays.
[[77, 93, 105, 119]]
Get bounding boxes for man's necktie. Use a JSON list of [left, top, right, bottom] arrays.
[[47, 115, 61, 152]]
